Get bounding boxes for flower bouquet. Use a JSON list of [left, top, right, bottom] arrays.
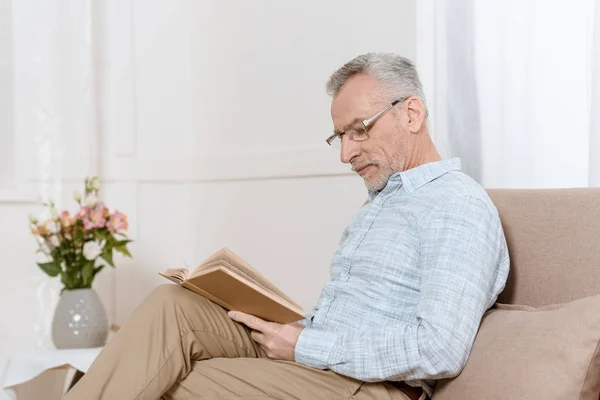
[[28, 176, 133, 349], [29, 176, 132, 290]]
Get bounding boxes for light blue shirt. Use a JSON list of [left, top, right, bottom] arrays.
[[294, 158, 510, 397]]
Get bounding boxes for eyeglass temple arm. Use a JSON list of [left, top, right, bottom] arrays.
[[361, 99, 402, 128]]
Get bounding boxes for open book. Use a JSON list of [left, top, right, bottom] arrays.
[[159, 248, 304, 324]]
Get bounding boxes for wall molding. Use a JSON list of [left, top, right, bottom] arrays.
[[102, 148, 352, 183], [104, 0, 136, 158], [21, 147, 353, 183], [0, 189, 39, 204]]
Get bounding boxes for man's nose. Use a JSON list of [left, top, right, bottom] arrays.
[[340, 136, 361, 164]]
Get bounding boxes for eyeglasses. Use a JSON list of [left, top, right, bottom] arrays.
[[325, 98, 407, 147]]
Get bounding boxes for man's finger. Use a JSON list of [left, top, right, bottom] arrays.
[[228, 311, 267, 331], [250, 330, 265, 345]]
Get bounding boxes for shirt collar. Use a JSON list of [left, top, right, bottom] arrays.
[[368, 158, 462, 200]]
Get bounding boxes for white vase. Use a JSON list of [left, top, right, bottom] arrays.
[[51, 288, 108, 349]]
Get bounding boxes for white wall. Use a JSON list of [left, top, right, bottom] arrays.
[[100, 0, 418, 322], [0, 0, 418, 393]]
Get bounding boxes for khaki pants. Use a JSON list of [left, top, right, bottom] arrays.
[[64, 284, 418, 400]]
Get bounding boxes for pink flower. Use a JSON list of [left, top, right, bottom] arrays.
[[83, 219, 93, 230], [95, 202, 107, 213], [59, 210, 76, 229], [82, 207, 107, 231], [76, 207, 89, 220], [107, 211, 128, 232]]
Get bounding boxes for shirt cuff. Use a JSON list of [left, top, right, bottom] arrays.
[[294, 327, 339, 369]]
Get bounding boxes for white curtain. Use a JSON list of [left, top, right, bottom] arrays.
[[11, 0, 99, 343], [0, 2, 99, 398], [0, 0, 15, 191], [426, 0, 598, 188]]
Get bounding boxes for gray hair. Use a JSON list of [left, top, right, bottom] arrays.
[[326, 53, 428, 117]]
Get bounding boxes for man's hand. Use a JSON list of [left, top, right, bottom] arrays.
[[228, 311, 304, 361]]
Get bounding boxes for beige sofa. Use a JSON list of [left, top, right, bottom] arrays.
[[488, 188, 600, 307], [16, 189, 600, 399], [433, 188, 600, 399]]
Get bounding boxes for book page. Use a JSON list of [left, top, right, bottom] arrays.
[[160, 268, 189, 284], [191, 248, 302, 309]]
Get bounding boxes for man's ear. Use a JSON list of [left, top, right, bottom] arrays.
[[405, 96, 426, 134]]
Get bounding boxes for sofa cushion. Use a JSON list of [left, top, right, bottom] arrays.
[[487, 189, 600, 307], [432, 293, 600, 400]]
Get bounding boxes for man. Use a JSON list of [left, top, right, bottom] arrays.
[[65, 53, 509, 400]]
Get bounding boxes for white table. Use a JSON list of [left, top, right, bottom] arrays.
[[2, 348, 102, 400]]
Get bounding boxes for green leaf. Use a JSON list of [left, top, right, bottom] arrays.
[[82, 262, 94, 286], [115, 244, 132, 258], [61, 271, 75, 290], [100, 249, 115, 267], [93, 265, 105, 277], [37, 261, 61, 277], [113, 239, 133, 258]]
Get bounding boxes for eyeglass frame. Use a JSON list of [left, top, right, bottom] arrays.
[[325, 97, 408, 146]]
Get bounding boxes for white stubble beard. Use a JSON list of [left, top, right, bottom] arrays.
[[363, 156, 404, 192]]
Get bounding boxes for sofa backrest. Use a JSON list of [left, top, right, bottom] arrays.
[[487, 188, 600, 307]]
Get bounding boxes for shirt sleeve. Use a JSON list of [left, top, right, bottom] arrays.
[[294, 195, 509, 381]]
